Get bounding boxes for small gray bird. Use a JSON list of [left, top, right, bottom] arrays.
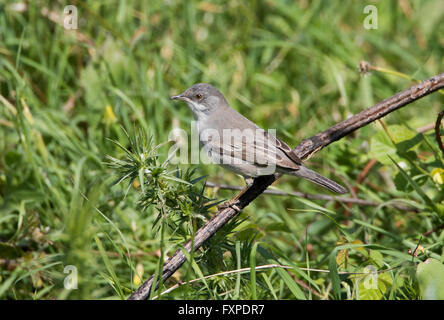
[[171, 83, 346, 207]]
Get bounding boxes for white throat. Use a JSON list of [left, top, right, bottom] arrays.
[[187, 101, 209, 121]]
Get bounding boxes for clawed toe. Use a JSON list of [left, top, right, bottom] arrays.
[[218, 200, 242, 213]]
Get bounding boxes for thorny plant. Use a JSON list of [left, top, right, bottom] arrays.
[[105, 128, 248, 292]]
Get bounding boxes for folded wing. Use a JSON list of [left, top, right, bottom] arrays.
[[202, 128, 302, 171]]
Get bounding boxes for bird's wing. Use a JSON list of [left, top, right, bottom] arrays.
[[262, 131, 302, 168], [203, 128, 301, 171]]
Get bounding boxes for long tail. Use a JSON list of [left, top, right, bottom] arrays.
[[289, 165, 347, 194]]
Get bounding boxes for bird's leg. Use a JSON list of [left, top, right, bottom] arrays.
[[218, 177, 255, 212]]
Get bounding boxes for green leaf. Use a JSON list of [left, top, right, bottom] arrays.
[[369, 250, 384, 268], [328, 248, 342, 299], [329, 243, 383, 299], [0, 272, 18, 297], [369, 125, 421, 165], [394, 171, 414, 192], [336, 248, 348, 268], [388, 125, 419, 146], [249, 242, 259, 300], [370, 129, 397, 165], [161, 174, 192, 185], [94, 235, 124, 299], [356, 268, 393, 300], [234, 241, 241, 300], [390, 157, 440, 214], [274, 266, 306, 300], [261, 273, 279, 300], [416, 258, 444, 300]]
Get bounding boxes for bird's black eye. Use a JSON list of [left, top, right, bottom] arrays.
[[195, 93, 203, 100]]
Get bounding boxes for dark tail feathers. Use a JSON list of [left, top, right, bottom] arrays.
[[290, 166, 347, 194]]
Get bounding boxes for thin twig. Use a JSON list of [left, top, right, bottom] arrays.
[[204, 182, 417, 211], [292, 277, 325, 299], [417, 123, 435, 133], [422, 224, 444, 237], [345, 158, 378, 218], [129, 72, 444, 300], [435, 110, 444, 157]]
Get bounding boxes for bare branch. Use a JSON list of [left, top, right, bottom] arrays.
[[204, 182, 417, 211], [435, 110, 444, 157]]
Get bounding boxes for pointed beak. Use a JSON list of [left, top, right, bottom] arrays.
[[170, 93, 188, 102], [170, 94, 182, 100]]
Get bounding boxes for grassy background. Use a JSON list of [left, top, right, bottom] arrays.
[[0, 0, 444, 299]]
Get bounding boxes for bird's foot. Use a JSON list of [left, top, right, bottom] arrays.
[[218, 199, 242, 213]]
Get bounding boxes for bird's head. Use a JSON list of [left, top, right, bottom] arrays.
[[170, 83, 227, 119]]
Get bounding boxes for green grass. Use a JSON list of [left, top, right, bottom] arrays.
[[0, 0, 444, 300]]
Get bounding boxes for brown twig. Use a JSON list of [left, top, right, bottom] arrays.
[[128, 72, 444, 300], [435, 110, 444, 157], [204, 182, 416, 211], [422, 224, 444, 237], [417, 122, 435, 133], [344, 158, 378, 218]]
